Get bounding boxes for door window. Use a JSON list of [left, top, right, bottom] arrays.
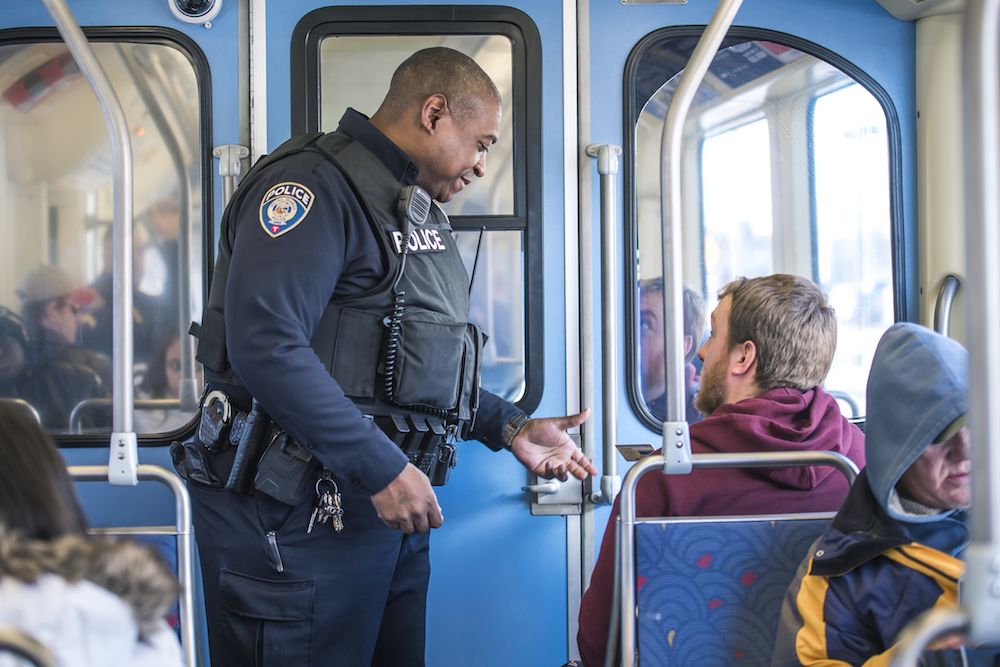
[[627, 31, 900, 428], [293, 7, 543, 409], [0, 35, 206, 437]]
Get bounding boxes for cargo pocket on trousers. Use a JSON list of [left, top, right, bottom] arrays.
[[219, 568, 315, 667]]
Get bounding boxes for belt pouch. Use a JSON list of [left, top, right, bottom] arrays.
[[254, 432, 315, 505]]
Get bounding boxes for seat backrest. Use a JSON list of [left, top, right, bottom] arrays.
[[634, 514, 831, 667], [70, 464, 198, 667]]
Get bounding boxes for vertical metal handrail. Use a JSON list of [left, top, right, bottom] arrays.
[[41, 0, 137, 486], [69, 465, 196, 667], [617, 451, 858, 666], [933, 274, 960, 337], [114, 45, 200, 413], [962, 0, 1000, 649], [587, 143, 624, 506], [658, 0, 744, 474], [617, 454, 662, 667]]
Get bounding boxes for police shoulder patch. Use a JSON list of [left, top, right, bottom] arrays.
[[259, 182, 315, 238]]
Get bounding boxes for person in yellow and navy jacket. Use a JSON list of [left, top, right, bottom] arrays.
[[772, 322, 998, 667]]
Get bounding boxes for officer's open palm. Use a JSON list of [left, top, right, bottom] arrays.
[[371, 463, 443, 533], [511, 409, 597, 481]]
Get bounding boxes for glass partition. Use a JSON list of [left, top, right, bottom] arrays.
[[455, 229, 525, 403], [0, 39, 204, 435]]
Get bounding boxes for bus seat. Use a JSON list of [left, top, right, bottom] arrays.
[[70, 465, 200, 667], [633, 515, 830, 666], [614, 451, 858, 667]]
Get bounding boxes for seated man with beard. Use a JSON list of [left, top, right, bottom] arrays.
[[576, 274, 867, 667]]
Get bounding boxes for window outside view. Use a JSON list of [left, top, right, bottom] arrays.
[[633, 39, 894, 425]]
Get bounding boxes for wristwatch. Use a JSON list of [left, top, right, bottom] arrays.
[[501, 412, 531, 450]]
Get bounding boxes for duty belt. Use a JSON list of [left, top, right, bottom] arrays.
[[174, 389, 458, 493]]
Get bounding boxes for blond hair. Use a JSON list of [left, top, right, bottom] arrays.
[[719, 274, 836, 392]]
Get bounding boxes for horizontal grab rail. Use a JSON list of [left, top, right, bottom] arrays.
[[70, 398, 186, 434]]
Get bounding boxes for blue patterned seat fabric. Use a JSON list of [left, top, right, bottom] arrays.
[[635, 516, 830, 666]]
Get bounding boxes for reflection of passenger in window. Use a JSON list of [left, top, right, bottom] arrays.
[[0, 307, 28, 395], [14, 265, 111, 429], [148, 196, 182, 331], [640, 278, 705, 425], [80, 226, 169, 366], [134, 328, 201, 434]]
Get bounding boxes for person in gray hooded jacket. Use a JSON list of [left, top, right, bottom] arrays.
[[771, 322, 996, 667]]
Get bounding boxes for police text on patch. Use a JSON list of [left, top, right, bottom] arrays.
[[259, 182, 315, 238]]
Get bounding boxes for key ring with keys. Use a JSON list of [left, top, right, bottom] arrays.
[[316, 471, 341, 501]]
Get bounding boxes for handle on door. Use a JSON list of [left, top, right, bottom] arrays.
[[522, 481, 561, 495]]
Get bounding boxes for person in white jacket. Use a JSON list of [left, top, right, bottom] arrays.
[[0, 403, 185, 667]]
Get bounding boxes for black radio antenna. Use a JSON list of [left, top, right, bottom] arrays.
[[469, 226, 486, 296]]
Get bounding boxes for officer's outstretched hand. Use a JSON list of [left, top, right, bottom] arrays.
[[371, 463, 444, 534], [511, 409, 597, 481]]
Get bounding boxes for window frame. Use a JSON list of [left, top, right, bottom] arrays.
[[290, 6, 544, 412], [0, 26, 214, 448], [623, 26, 905, 433]]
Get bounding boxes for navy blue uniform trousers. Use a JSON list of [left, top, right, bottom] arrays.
[[190, 465, 430, 667]]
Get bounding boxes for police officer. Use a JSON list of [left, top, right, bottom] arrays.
[[182, 47, 596, 666]]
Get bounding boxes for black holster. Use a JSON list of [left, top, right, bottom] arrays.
[[226, 400, 271, 495]]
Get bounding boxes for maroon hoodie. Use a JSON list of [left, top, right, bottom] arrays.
[[577, 386, 866, 667]]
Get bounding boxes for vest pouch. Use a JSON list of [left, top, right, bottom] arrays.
[[324, 306, 383, 400], [457, 323, 484, 423], [385, 309, 466, 412], [195, 307, 229, 374]]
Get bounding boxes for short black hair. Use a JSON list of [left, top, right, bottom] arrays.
[[381, 47, 501, 125]]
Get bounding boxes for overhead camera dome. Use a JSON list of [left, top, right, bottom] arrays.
[[169, 0, 221, 25]]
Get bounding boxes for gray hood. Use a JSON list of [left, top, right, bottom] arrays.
[[864, 322, 968, 522]]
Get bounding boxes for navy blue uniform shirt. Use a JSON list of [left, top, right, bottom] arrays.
[[223, 109, 519, 495]]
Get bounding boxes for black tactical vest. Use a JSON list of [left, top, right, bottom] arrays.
[[193, 132, 482, 433]]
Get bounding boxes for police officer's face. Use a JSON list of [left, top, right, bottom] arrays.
[[417, 99, 500, 203]]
